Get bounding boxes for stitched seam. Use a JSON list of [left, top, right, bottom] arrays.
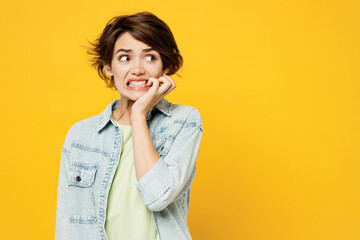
[[71, 143, 111, 157]]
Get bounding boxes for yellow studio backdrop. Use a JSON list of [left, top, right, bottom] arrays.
[[1, 0, 359, 239]]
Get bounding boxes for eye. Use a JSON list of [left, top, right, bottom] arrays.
[[119, 55, 130, 62], [145, 55, 156, 62]]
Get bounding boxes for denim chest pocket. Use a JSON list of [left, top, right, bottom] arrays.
[[68, 163, 98, 188], [66, 162, 98, 224]]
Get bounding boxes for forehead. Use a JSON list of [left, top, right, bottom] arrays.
[[113, 32, 151, 51]]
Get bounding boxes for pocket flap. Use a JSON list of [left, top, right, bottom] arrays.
[[67, 162, 98, 188]]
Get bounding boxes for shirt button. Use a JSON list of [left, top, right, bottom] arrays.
[[76, 176, 81, 182]]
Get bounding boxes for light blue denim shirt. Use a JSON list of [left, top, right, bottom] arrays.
[[55, 98, 203, 240]]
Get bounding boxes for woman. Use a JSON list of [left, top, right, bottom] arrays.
[[55, 12, 203, 240]]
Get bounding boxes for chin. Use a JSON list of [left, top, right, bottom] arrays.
[[129, 92, 147, 101], [118, 89, 147, 101]]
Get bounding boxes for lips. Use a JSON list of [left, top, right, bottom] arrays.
[[127, 78, 149, 86], [126, 78, 151, 90]]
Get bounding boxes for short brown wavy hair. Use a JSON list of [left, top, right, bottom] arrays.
[[87, 12, 183, 90]]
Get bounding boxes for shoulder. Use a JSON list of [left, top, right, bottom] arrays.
[[68, 114, 99, 134], [171, 104, 202, 121], [168, 104, 203, 130], [63, 115, 100, 147]]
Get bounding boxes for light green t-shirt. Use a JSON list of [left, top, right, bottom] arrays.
[[105, 117, 160, 240]]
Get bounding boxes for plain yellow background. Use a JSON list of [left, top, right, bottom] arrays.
[[1, 0, 359, 239]]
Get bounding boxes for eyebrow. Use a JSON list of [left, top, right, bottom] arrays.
[[114, 48, 155, 55]]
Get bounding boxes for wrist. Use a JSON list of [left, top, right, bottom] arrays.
[[130, 111, 147, 123]]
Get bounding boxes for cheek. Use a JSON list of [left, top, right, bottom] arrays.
[[148, 64, 164, 77], [112, 66, 128, 80], [112, 68, 129, 91]]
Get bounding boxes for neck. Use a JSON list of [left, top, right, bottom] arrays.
[[112, 97, 135, 126]]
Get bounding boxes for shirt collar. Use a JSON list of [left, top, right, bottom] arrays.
[[96, 98, 172, 132]]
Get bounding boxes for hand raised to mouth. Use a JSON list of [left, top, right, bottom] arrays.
[[130, 74, 176, 118]]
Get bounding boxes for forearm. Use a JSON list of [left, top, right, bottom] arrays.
[[134, 108, 203, 211], [131, 113, 160, 180]]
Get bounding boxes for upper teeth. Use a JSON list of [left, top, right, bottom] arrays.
[[129, 81, 147, 86]]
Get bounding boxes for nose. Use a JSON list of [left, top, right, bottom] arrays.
[[130, 59, 145, 76]]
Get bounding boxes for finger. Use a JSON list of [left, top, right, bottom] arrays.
[[162, 74, 176, 86], [148, 78, 166, 106], [158, 76, 172, 95], [140, 78, 158, 101], [147, 77, 160, 92], [160, 74, 176, 95], [146, 77, 155, 87], [162, 74, 176, 93]]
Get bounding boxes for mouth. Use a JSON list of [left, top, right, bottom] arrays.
[[127, 78, 149, 87], [128, 80, 148, 87], [126, 78, 151, 91]]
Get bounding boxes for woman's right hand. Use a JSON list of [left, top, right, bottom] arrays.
[[131, 74, 176, 118]]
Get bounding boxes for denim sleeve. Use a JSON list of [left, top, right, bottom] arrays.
[[55, 124, 77, 239], [135, 108, 203, 211], [55, 145, 70, 240]]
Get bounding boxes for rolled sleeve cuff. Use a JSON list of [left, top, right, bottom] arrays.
[[135, 156, 171, 206]]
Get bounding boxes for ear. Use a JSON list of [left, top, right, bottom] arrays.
[[104, 63, 113, 76], [163, 68, 170, 75]]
